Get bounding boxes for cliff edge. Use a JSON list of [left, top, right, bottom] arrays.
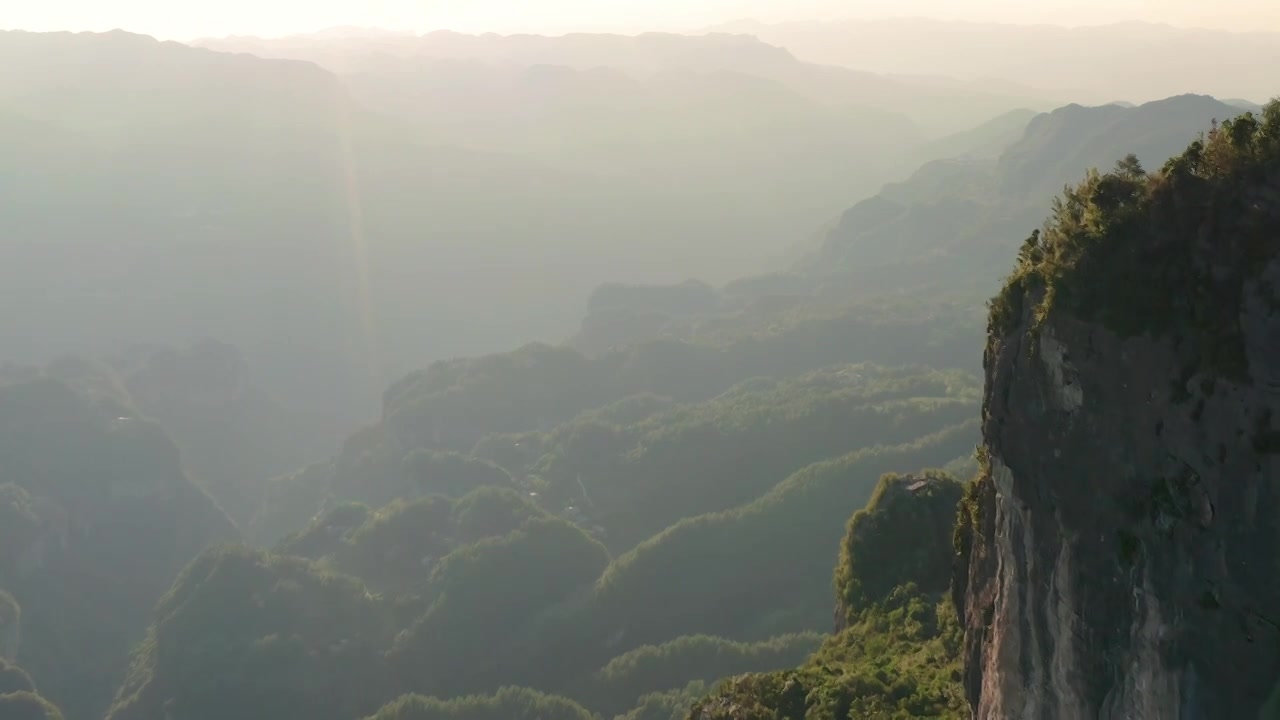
[[955, 104, 1280, 718]]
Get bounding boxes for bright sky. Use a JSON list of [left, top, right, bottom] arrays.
[[8, 0, 1280, 40]]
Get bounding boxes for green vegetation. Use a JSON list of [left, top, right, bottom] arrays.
[[277, 487, 551, 595], [810, 95, 1253, 319], [387, 518, 611, 698], [107, 547, 396, 720], [275, 501, 372, 560], [691, 591, 966, 719], [253, 361, 979, 554], [991, 101, 1280, 383], [18, 31, 1269, 720], [591, 423, 978, 647], [364, 688, 596, 720], [836, 473, 964, 624], [103, 395, 975, 720], [688, 473, 970, 720], [116, 340, 330, 525], [402, 451, 513, 498], [0, 377, 237, 720], [616, 682, 711, 720], [329, 496, 455, 593], [588, 634, 822, 715], [379, 314, 978, 460], [478, 364, 979, 550]]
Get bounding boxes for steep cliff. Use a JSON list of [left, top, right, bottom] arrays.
[[956, 102, 1280, 718]]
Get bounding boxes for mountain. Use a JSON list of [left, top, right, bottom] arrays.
[[1, 342, 327, 528], [246, 318, 980, 546], [17, 20, 1280, 720], [910, 107, 1040, 164], [195, 30, 1053, 136], [687, 472, 970, 719], [0, 29, 382, 423], [471, 364, 979, 551], [707, 19, 1280, 105], [808, 95, 1252, 294], [675, 95, 1280, 720], [105, 547, 395, 720], [2, 29, 1036, 433], [956, 100, 1280, 718], [0, 374, 237, 719], [364, 689, 597, 720], [110, 340, 329, 524]]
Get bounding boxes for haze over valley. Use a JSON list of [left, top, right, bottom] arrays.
[[1, 3, 1278, 719]]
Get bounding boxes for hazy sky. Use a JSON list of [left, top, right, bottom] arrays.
[[9, 0, 1280, 40]]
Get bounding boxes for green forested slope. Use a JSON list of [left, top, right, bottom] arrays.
[[688, 473, 970, 720], [0, 377, 237, 720]]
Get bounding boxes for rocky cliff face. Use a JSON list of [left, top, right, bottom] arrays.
[[955, 106, 1280, 719]]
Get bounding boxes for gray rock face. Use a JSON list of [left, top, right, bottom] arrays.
[[956, 262, 1280, 719]]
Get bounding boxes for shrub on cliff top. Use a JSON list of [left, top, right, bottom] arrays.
[[990, 100, 1280, 381]]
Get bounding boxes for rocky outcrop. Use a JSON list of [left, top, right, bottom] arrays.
[[956, 106, 1280, 719], [835, 471, 963, 631]]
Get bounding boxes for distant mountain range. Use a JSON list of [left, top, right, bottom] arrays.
[[6, 24, 1265, 438], [562, 93, 1261, 356], [706, 19, 1280, 105], [1, 28, 1046, 430], [194, 29, 1056, 136], [807, 94, 1253, 289]]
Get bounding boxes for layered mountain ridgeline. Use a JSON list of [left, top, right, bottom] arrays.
[[383, 320, 976, 456], [109, 340, 328, 524], [249, 356, 972, 545], [473, 365, 978, 550], [195, 29, 1052, 137], [96, 387, 975, 720], [687, 472, 970, 719], [2, 341, 322, 527], [566, 95, 1248, 375], [362, 688, 598, 720], [274, 486, 548, 595], [567, 274, 983, 363], [956, 102, 1280, 718], [807, 94, 1253, 302], [0, 376, 237, 719], [2, 29, 1037, 433], [667, 99, 1280, 720], [106, 547, 397, 720], [710, 19, 1279, 105], [0, 29, 379, 422]]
